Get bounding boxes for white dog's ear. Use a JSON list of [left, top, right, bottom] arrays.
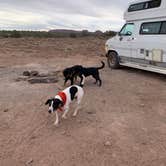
[[59, 101, 64, 107], [45, 99, 50, 105]]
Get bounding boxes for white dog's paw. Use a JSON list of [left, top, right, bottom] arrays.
[[62, 115, 67, 119], [72, 113, 77, 117], [54, 122, 59, 127]]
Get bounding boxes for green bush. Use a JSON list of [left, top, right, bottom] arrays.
[[10, 30, 21, 38]]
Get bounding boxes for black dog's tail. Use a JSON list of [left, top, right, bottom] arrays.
[[97, 61, 105, 70]]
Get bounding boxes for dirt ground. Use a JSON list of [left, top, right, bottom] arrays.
[[0, 37, 166, 166]]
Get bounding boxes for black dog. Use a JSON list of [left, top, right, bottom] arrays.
[[63, 61, 105, 86], [63, 65, 83, 85]]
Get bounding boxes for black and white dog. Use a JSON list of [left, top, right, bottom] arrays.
[[45, 85, 84, 126], [63, 61, 105, 87]]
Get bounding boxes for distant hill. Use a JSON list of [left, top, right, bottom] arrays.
[[49, 29, 82, 33]]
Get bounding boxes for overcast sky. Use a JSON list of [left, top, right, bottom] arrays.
[[0, 0, 134, 32]]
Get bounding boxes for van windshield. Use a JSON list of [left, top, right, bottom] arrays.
[[119, 23, 134, 36]]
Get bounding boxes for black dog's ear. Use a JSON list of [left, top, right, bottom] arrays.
[[45, 99, 50, 105]]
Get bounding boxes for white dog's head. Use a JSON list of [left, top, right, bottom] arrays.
[[45, 98, 63, 113]]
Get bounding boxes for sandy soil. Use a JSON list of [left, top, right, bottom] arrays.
[[0, 37, 166, 166]]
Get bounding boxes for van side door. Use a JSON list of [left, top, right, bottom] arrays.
[[117, 23, 135, 62]]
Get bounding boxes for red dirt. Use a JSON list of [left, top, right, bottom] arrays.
[[0, 37, 166, 166]]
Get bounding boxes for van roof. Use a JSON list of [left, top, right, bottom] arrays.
[[124, 0, 166, 21]]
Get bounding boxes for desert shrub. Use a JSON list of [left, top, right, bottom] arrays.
[[10, 30, 21, 38], [81, 30, 89, 37], [70, 33, 77, 38], [0, 29, 117, 38], [104, 30, 117, 37]]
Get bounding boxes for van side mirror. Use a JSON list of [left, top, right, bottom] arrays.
[[126, 31, 132, 36], [118, 32, 121, 36]]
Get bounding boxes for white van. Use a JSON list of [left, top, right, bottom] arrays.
[[105, 0, 166, 74]]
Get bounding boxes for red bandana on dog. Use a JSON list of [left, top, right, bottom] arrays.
[[57, 91, 67, 106]]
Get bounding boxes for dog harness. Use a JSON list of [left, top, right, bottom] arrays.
[[57, 91, 67, 112]]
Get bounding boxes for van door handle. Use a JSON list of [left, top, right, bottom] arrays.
[[127, 37, 135, 41]]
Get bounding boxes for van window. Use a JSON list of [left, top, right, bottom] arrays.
[[140, 22, 161, 34], [119, 23, 134, 36], [128, 2, 144, 12], [128, 0, 161, 12], [147, 0, 161, 9], [160, 22, 166, 34]]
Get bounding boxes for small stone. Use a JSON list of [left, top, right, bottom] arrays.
[[26, 158, 33, 165], [141, 142, 147, 145], [77, 120, 82, 124], [30, 136, 37, 140], [87, 111, 94, 114], [61, 131, 66, 135], [140, 103, 145, 107], [3, 109, 9, 112], [104, 141, 112, 146]]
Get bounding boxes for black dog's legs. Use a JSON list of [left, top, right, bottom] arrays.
[[70, 77, 74, 85], [64, 78, 69, 85], [93, 79, 97, 84], [92, 75, 102, 86], [98, 79, 102, 86], [64, 77, 74, 85]]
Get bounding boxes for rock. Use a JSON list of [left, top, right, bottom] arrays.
[[3, 109, 9, 112], [30, 71, 39, 76], [141, 142, 147, 145], [140, 103, 145, 107], [23, 71, 31, 76], [104, 141, 112, 147], [19, 70, 60, 84], [87, 111, 94, 114], [28, 77, 58, 84], [36, 73, 47, 77], [77, 120, 82, 123], [61, 131, 67, 135], [15, 76, 28, 82], [26, 158, 33, 165]]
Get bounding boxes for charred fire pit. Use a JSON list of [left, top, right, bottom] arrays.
[[16, 70, 60, 84]]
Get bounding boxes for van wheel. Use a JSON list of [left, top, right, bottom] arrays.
[[107, 52, 120, 69]]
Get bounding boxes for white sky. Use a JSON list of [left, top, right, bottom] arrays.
[[0, 0, 134, 32]]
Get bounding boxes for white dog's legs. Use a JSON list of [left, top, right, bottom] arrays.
[[73, 97, 82, 117], [73, 105, 80, 117], [62, 106, 69, 119], [54, 111, 59, 126]]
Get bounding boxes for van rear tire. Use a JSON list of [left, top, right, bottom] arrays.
[[107, 52, 120, 69]]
